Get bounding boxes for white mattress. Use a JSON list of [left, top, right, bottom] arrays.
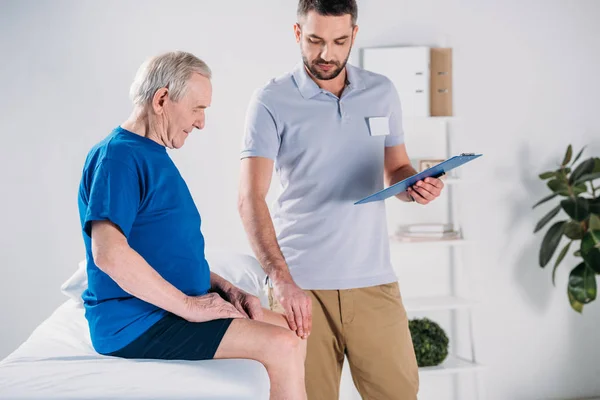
[[0, 300, 270, 399]]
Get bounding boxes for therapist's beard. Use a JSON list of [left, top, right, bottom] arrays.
[[302, 48, 352, 81]]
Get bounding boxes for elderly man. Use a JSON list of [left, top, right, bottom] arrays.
[[78, 51, 307, 400]]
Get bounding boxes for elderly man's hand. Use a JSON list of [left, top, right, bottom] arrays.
[[182, 293, 247, 323], [407, 177, 444, 204], [224, 287, 264, 321]]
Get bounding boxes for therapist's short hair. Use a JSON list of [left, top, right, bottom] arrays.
[[297, 0, 358, 26], [129, 51, 212, 107]]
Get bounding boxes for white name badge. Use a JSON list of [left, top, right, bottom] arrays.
[[367, 117, 390, 136]]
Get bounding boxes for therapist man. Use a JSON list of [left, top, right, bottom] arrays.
[[238, 1, 444, 399]]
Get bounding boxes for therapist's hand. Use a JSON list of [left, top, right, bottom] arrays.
[[407, 177, 444, 205], [182, 293, 247, 323], [273, 278, 312, 339]]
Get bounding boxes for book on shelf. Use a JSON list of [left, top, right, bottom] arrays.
[[394, 224, 462, 242], [397, 223, 453, 234]]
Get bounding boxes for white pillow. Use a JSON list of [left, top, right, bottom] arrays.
[[60, 250, 269, 308], [60, 259, 87, 303], [205, 248, 269, 308]]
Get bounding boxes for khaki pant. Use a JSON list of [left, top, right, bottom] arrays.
[[269, 282, 419, 400]]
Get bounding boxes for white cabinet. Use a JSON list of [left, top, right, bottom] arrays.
[[362, 46, 431, 117]]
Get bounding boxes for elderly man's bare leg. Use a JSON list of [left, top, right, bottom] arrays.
[[214, 309, 307, 400], [258, 309, 308, 362]]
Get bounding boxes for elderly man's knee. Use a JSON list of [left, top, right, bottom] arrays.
[[263, 329, 304, 366]]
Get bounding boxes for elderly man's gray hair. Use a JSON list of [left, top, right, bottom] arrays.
[[129, 51, 212, 107]]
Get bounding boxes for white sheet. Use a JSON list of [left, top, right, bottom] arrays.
[[0, 300, 270, 399]]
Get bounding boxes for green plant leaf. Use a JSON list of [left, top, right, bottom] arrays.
[[572, 146, 586, 166], [573, 183, 588, 196], [569, 158, 596, 185], [533, 193, 559, 209], [556, 169, 570, 182], [534, 204, 562, 233], [552, 241, 571, 286], [539, 171, 555, 180], [568, 262, 597, 304], [581, 231, 600, 274], [562, 145, 573, 166], [594, 158, 600, 173], [561, 197, 590, 222], [564, 221, 584, 240], [539, 221, 566, 267], [575, 172, 600, 186], [590, 214, 600, 231], [548, 179, 570, 196], [590, 198, 600, 214], [568, 288, 584, 313]]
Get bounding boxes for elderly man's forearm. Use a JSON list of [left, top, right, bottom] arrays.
[[94, 246, 190, 317]]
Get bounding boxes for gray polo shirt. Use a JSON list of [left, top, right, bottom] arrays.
[[241, 62, 403, 290]]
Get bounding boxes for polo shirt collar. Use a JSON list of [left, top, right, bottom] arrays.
[[293, 62, 321, 99], [345, 63, 366, 92]]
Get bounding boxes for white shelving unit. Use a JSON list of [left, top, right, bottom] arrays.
[[393, 117, 484, 399], [420, 355, 484, 377], [403, 296, 476, 312], [352, 47, 484, 400], [391, 237, 471, 247]]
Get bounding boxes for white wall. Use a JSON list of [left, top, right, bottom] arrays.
[[1, 1, 599, 399]]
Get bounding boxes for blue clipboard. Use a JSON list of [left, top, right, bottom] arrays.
[[354, 153, 482, 205]]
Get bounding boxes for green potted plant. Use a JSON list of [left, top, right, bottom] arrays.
[[533, 145, 600, 312], [409, 318, 449, 367]]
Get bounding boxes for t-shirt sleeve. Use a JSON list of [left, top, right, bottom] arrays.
[[83, 158, 140, 238], [240, 92, 281, 160], [386, 80, 405, 147]]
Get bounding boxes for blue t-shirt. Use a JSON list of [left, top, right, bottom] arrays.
[[77, 126, 211, 354]]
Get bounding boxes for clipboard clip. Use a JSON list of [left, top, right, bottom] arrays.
[[460, 153, 475, 156]]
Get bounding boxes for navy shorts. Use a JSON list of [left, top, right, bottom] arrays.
[[108, 313, 234, 361]]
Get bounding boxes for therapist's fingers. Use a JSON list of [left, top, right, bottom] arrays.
[[424, 177, 444, 190], [413, 180, 441, 199], [413, 185, 436, 201], [303, 298, 312, 338], [416, 179, 438, 192], [422, 179, 443, 196], [284, 305, 297, 331], [292, 303, 305, 338], [299, 305, 308, 339], [414, 183, 437, 199], [407, 186, 430, 204]]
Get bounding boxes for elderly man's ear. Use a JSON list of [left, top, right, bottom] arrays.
[[152, 88, 169, 114]]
